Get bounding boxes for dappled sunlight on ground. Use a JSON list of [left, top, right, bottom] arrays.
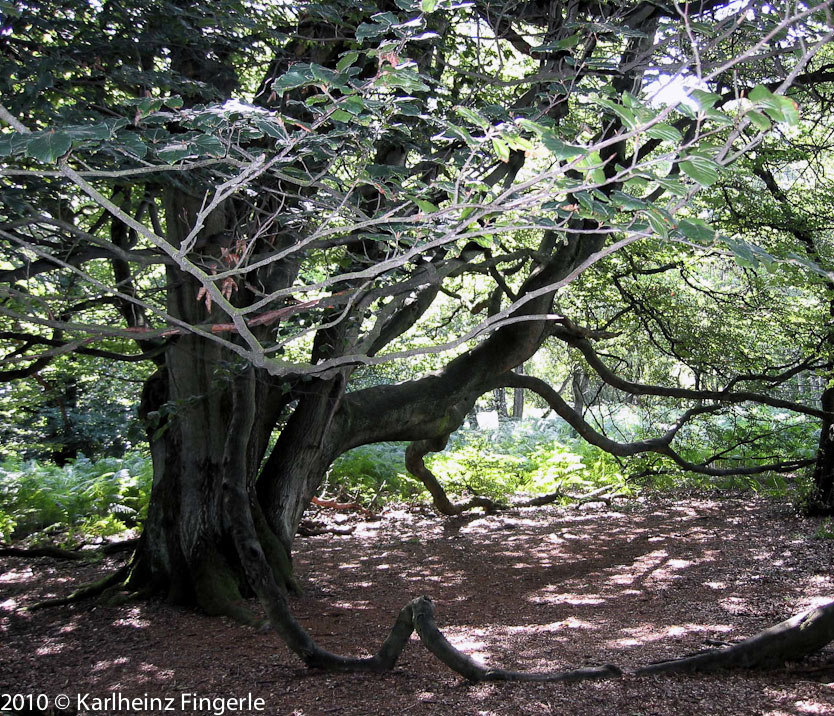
[[610, 621, 734, 649], [113, 606, 151, 628], [2, 496, 834, 714]]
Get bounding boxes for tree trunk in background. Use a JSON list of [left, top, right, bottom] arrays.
[[808, 386, 834, 515], [46, 378, 78, 466], [571, 367, 589, 417], [513, 364, 525, 419], [494, 387, 508, 419]]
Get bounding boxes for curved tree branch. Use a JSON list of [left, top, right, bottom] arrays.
[[498, 372, 814, 477], [552, 322, 829, 419]]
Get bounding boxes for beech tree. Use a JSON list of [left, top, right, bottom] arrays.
[[3, 0, 834, 678]]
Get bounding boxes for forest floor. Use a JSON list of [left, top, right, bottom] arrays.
[[2, 494, 834, 715]]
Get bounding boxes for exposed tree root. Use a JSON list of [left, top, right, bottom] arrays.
[[224, 370, 622, 683], [636, 600, 834, 674], [310, 496, 373, 517], [513, 490, 565, 507], [298, 520, 355, 537], [0, 545, 86, 560], [0, 537, 139, 560], [28, 369, 834, 686], [405, 437, 505, 515], [101, 538, 139, 555], [405, 438, 626, 516], [409, 596, 621, 682], [26, 564, 130, 611]]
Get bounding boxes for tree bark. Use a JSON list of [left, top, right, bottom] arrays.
[[129, 336, 298, 618], [637, 600, 834, 674], [807, 386, 834, 515], [126, 190, 301, 610], [493, 387, 508, 419], [257, 376, 349, 556], [513, 363, 525, 419]]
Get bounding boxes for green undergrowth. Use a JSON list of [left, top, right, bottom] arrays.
[[0, 452, 152, 543], [328, 418, 635, 506], [0, 413, 813, 544], [328, 415, 810, 509]]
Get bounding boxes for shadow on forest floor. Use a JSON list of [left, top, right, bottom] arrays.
[[2, 495, 834, 715]]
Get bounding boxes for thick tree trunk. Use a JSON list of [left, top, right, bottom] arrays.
[[571, 367, 589, 417], [257, 376, 348, 554], [126, 188, 301, 611], [808, 386, 834, 515], [129, 336, 298, 619], [128, 229, 605, 620]]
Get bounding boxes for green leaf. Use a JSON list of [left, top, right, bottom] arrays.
[[532, 34, 583, 52], [492, 137, 510, 162], [134, 96, 165, 116], [0, 1, 20, 17], [311, 63, 343, 88], [341, 95, 367, 115], [393, 99, 422, 116], [690, 89, 722, 110], [679, 156, 720, 186], [504, 134, 534, 152], [748, 85, 773, 103], [330, 109, 354, 122], [0, 132, 30, 157], [723, 237, 758, 268], [64, 122, 112, 141], [516, 118, 551, 136], [624, 176, 649, 193], [190, 135, 226, 157], [25, 130, 72, 163], [336, 51, 360, 73], [645, 122, 683, 143], [654, 175, 688, 197], [157, 142, 196, 163], [677, 218, 716, 243], [164, 96, 184, 109], [414, 198, 439, 213], [746, 109, 772, 131], [575, 191, 594, 213], [421, 0, 438, 11], [748, 85, 800, 125], [610, 190, 646, 211], [272, 65, 315, 92], [594, 97, 637, 129], [643, 206, 671, 238], [143, 128, 172, 144], [118, 132, 148, 158], [774, 96, 800, 125], [455, 106, 490, 130], [376, 68, 430, 93], [251, 117, 288, 140], [356, 12, 399, 41], [703, 108, 734, 127], [541, 132, 584, 160], [577, 150, 605, 184], [411, 31, 440, 41], [441, 122, 478, 147]]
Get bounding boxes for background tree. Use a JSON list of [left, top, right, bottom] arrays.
[[1, 0, 833, 673]]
